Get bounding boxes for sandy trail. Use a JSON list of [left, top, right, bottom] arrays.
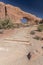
[[0, 26, 43, 65]]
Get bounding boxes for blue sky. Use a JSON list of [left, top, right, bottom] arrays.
[[0, 0, 43, 18]]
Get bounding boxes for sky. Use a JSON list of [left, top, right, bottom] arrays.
[[0, 0, 43, 18]]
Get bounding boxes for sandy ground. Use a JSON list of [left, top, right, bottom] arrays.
[[0, 26, 43, 65]]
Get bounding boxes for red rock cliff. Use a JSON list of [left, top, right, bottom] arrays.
[[0, 2, 42, 24]]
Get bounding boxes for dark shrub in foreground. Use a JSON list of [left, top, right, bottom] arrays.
[[37, 24, 43, 32], [33, 36, 40, 40], [30, 31, 35, 35], [0, 19, 14, 29]]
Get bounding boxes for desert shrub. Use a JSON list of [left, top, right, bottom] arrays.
[[0, 19, 14, 29], [13, 23, 20, 28], [37, 24, 43, 32], [17, 23, 21, 27], [33, 36, 40, 40], [23, 23, 30, 27], [39, 19, 43, 24], [19, 23, 23, 27], [30, 31, 35, 35], [0, 24, 3, 29]]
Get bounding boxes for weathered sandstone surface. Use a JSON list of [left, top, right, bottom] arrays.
[[0, 2, 43, 65], [0, 2, 42, 24]]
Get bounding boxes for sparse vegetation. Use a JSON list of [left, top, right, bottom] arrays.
[[0, 19, 29, 29], [39, 19, 43, 24], [24, 24, 29, 27], [37, 24, 43, 32], [33, 36, 40, 40], [30, 31, 35, 35], [13, 23, 22, 28], [0, 19, 14, 29]]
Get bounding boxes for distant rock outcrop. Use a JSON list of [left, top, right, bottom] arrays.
[[0, 2, 42, 24]]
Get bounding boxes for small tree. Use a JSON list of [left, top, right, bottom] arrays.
[[39, 19, 43, 24]]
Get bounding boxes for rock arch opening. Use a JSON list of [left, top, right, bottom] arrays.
[[21, 17, 29, 24]]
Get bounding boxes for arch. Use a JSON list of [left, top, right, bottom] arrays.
[[21, 17, 29, 24]]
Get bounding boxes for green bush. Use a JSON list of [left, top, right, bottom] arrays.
[[33, 36, 40, 40], [30, 31, 35, 35], [37, 24, 43, 32], [0, 19, 14, 29]]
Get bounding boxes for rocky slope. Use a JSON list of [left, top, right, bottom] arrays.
[[0, 2, 42, 24]]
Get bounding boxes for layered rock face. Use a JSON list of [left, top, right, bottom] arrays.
[[0, 2, 5, 19], [0, 2, 42, 24]]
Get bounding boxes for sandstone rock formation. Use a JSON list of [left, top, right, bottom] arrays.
[[0, 2, 42, 24]]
